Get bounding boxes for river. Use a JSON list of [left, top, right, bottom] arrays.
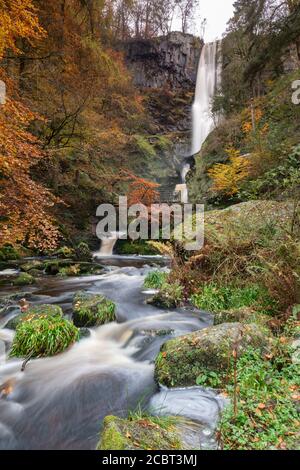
[[0, 256, 226, 450]]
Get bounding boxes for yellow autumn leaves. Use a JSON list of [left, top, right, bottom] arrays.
[[208, 147, 251, 196]]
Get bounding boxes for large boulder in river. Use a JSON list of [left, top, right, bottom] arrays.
[[72, 291, 116, 327], [6, 304, 63, 330], [155, 323, 272, 388], [97, 415, 184, 450], [12, 273, 36, 286]]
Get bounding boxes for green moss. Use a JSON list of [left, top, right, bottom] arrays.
[[12, 273, 36, 286], [155, 323, 272, 388], [20, 260, 44, 272], [6, 304, 63, 330], [117, 239, 159, 255], [73, 291, 116, 327], [134, 135, 157, 159], [97, 415, 183, 450], [10, 316, 79, 358]]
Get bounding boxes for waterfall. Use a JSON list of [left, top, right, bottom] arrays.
[[94, 232, 124, 258], [191, 41, 221, 156]]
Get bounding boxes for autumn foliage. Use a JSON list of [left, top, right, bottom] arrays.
[[0, 1, 59, 250], [208, 147, 251, 196]]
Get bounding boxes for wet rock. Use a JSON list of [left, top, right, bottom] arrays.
[[6, 304, 63, 330], [73, 292, 116, 328], [12, 273, 36, 287], [124, 32, 203, 90], [78, 328, 91, 340], [97, 415, 184, 450], [155, 323, 272, 388]]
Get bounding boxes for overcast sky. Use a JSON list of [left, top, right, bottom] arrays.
[[173, 0, 235, 42], [199, 0, 235, 41]]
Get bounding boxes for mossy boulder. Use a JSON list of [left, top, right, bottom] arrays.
[[10, 316, 79, 358], [155, 323, 272, 388], [214, 308, 270, 327], [73, 291, 116, 327], [97, 415, 183, 450], [58, 262, 102, 277], [12, 273, 36, 286], [20, 260, 44, 272], [44, 259, 75, 275], [6, 304, 63, 330]]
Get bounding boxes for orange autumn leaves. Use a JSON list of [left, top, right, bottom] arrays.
[[0, 1, 60, 250], [0, 0, 45, 60]]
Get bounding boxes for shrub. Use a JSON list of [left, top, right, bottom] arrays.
[[10, 316, 79, 358], [0, 244, 20, 261], [191, 283, 273, 313], [143, 271, 168, 289]]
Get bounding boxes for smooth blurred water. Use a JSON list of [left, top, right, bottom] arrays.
[[0, 259, 224, 450]]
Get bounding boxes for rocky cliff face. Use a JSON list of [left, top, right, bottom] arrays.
[[124, 32, 203, 90]]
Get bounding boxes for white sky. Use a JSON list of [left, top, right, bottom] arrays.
[[199, 0, 235, 41], [173, 0, 235, 42]]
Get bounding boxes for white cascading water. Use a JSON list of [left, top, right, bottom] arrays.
[[94, 232, 124, 257], [191, 41, 221, 156]]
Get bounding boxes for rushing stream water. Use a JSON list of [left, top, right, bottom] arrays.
[[0, 257, 227, 450]]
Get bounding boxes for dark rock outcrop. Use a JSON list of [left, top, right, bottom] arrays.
[[124, 32, 203, 90]]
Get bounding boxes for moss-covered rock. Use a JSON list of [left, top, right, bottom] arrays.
[[12, 273, 36, 286], [9, 315, 79, 358], [97, 415, 183, 450], [6, 304, 63, 330], [155, 323, 272, 388], [73, 291, 116, 327], [214, 307, 270, 327], [20, 260, 44, 272], [147, 282, 183, 309]]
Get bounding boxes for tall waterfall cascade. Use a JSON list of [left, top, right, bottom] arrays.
[[176, 40, 222, 204], [191, 40, 222, 156]]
